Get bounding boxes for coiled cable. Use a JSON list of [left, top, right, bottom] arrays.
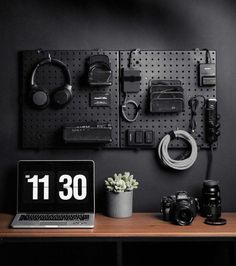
[[121, 93, 141, 122], [121, 49, 141, 123], [158, 130, 198, 170]]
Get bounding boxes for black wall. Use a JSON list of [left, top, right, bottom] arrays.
[[0, 0, 236, 213]]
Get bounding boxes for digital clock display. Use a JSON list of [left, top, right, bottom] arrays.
[[18, 161, 94, 213]]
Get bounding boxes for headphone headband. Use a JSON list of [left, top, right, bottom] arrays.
[[30, 58, 72, 88]]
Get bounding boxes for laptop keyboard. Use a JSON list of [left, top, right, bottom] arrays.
[[19, 214, 89, 221]]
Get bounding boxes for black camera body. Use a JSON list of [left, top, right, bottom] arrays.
[[161, 191, 198, 226]]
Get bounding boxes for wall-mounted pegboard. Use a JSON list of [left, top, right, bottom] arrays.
[[20, 49, 216, 149], [21, 50, 120, 149], [119, 50, 216, 149]]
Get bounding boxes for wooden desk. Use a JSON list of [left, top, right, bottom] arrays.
[[0, 212, 235, 238], [0, 213, 235, 266]]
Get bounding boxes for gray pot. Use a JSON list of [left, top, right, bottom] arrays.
[[106, 191, 133, 218]]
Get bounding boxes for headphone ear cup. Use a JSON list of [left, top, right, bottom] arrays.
[[30, 87, 49, 109], [52, 86, 72, 108]]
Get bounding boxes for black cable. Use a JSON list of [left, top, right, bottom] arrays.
[[188, 95, 206, 133], [206, 144, 214, 180], [128, 48, 141, 68], [203, 48, 212, 64], [122, 48, 141, 122], [189, 95, 214, 178]]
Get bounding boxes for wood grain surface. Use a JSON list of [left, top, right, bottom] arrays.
[[0, 213, 235, 238]]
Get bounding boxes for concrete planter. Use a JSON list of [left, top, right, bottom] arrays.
[[106, 191, 133, 218]]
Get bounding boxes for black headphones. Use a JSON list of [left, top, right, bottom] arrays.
[[29, 56, 73, 109]]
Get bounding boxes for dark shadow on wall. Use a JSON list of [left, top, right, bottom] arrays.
[[2, 0, 236, 51], [37, 0, 236, 43], [42, 0, 196, 38], [1, 0, 198, 44]]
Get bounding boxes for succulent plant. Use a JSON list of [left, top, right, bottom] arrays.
[[105, 172, 139, 193]]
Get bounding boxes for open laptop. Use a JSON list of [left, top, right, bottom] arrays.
[[11, 160, 95, 228]]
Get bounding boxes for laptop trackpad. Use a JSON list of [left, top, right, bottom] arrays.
[[39, 222, 67, 226]]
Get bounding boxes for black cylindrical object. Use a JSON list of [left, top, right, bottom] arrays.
[[201, 180, 221, 219]]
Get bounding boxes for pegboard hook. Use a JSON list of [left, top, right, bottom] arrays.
[[128, 48, 141, 68], [47, 53, 51, 62], [36, 48, 44, 54], [35, 49, 51, 62]]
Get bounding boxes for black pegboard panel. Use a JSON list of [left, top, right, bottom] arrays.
[[21, 49, 217, 149], [119, 50, 217, 149], [21, 50, 120, 149]]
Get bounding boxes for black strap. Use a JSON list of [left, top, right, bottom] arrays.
[[123, 75, 141, 82], [168, 130, 176, 140]]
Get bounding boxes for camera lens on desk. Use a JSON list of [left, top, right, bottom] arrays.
[[201, 180, 227, 225], [201, 180, 221, 218]]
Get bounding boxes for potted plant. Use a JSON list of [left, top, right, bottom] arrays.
[[105, 172, 139, 218]]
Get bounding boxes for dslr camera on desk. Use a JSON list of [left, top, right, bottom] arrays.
[[161, 191, 198, 226], [161, 181, 227, 226]]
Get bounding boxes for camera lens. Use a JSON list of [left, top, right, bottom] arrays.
[[201, 180, 221, 218], [175, 207, 194, 226]]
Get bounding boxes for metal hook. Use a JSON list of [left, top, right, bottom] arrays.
[[97, 48, 103, 54], [48, 53, 51, 62], [36, 48, 44, 54]]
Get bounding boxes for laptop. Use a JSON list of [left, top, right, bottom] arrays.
[[11, 160, 95, 228]]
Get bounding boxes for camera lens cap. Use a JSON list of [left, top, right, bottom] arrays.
[[204, 217, 227, 225]]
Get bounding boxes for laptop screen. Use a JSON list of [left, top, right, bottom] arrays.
[[17, 160, 95, 213]]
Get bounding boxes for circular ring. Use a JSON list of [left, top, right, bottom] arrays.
[[158, 130, 198, 170]]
